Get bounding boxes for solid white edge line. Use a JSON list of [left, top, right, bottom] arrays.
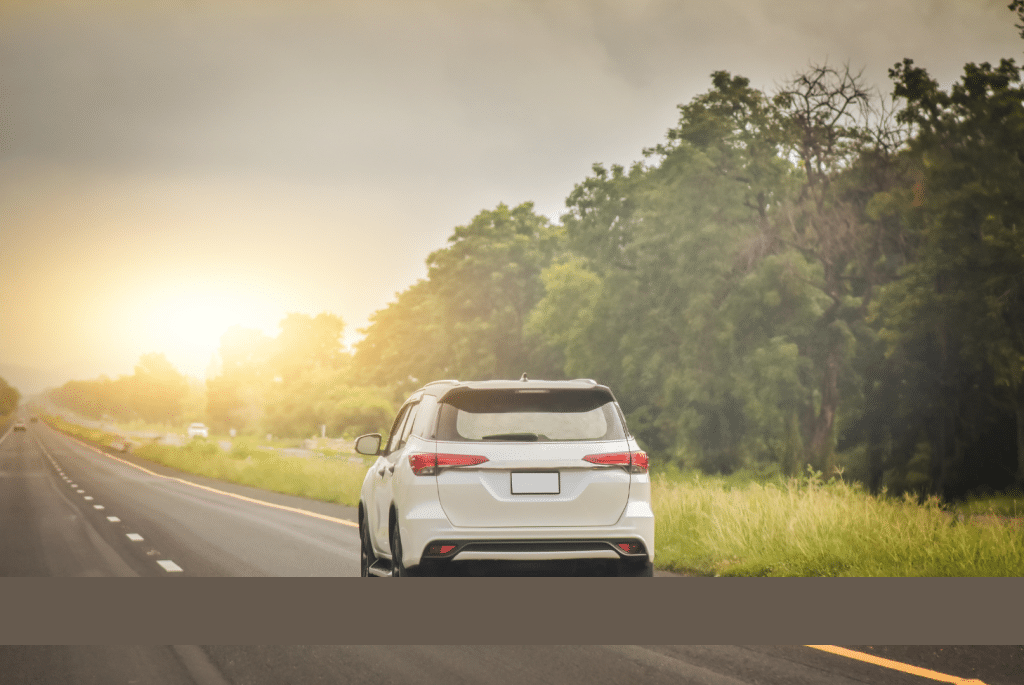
[[805, 646, 988, 685]]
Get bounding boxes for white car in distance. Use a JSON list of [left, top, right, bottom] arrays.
[[187, 422, 209, 439], [355, 378, 654, 576]]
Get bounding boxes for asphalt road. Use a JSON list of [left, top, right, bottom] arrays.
[[0, 645, 1020, 685], [0, 420, 363, 577]]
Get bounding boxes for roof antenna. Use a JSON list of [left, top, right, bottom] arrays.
[[520, 373, 529, 381]]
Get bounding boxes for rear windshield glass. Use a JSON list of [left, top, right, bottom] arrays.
[[436, 388, 626, 442]]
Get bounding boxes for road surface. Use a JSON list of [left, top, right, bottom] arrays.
[[0, 420, 362, 577], [0, 645, 1019, 684]]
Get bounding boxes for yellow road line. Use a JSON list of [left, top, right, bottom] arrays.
[[36, 430, 359, 529], [806, 646, 987, 685]]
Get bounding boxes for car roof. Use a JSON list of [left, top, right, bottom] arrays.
[[418, 378, 614, 401]]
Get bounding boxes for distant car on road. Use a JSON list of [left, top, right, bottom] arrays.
[[187, 423, 209, 439], [13, 421, 27, 432], [355, 377, 655, 576]]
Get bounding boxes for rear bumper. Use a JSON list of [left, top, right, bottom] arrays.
[[399, 499, 655, 566]]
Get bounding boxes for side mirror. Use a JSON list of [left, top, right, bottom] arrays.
[[354, 433, 382, 456]]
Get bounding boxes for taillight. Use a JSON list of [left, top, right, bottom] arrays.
[[630, 450, 649, 474], [583, 452, 631, 466], [583, 451, 648, 474], [424, 543, 458, 556], [409, 452, 488, 476], [616, 541, 645, 555], [408, 453, 437, 475]]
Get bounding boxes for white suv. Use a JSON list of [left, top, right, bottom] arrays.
[[355, 378, 654, 576]]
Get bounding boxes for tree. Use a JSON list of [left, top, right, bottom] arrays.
[[543, 72, 808, 469], [127, 353, 190, 423], [352, 202, 563, 392], [873, 57, 1024, 493], [271, 312, 346, 384], [769, 62, 910, 474], [206, 326, 274, 433]]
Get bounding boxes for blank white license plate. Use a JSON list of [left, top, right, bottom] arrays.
[[511, 472, 560, 494]]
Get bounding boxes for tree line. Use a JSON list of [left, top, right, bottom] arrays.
[[47, 313, 394, 441], [351, 6, 1024, 499]]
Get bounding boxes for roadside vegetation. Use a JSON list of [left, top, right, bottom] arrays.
[[653, 467, 1023, 576], [45, 415, 368, 508], [47, 415, 1022, 576]]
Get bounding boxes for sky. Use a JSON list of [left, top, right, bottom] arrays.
[[2, 0, 1021, 394]]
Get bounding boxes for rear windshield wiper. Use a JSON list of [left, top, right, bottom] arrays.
[[481, 433, 541, 441]]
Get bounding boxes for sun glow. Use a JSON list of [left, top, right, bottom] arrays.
[[132, 278, 286, 379]]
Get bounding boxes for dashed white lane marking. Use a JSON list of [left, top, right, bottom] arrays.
[[157, 560, 183, 572], [126, 533, 144, 541], [107, 516, 121, 522], [93, 505, 105, 510], [805, 646, 988, 685], [84, 496, 94, 500], [75, 489, 84, 493]]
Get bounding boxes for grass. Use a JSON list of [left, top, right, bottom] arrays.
[[45, 415, 1023, 576], [953, 495, 1024, 519], [653, 466, 1024, 576]]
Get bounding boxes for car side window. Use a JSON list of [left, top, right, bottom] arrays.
[[391, 401, 419, 456], [383, 404, 413, 455], [411, 394, 438, 438]]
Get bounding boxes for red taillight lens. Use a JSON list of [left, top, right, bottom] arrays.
[[408, 453, 437, 475], [425, 543, 457, 556], [584, 451, 649, 473], [583, 452, 631, 466], [435, 453, 489, 468], [409, 453, 488, 476], [616, 541, 645, 555], [630, 451, 649, 474]]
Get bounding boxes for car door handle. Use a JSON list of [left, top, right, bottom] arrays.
[[377, 464, 387, 477], [386, 464, 395, 474]]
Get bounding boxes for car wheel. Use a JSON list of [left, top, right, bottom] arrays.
[[389, 518, 421, 577], [359, 510, 375, 578], [617, 559, 654, 577]]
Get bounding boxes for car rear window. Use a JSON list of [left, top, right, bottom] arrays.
[[436, 388, 626, 442]]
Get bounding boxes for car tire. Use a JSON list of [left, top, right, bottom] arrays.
[[359, 508, 375, 578], [389, 518, 421, 577], [617, 559, 654, 577]]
